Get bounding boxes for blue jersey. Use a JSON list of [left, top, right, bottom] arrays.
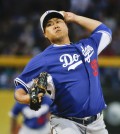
[[9, 102, 49, 129], [14, 24, 112, 118]]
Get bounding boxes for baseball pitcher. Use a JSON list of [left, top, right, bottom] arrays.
[[14, 10, 112, 134]]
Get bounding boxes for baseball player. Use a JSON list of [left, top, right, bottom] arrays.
[[14, 10, 112, 134], [9, 102, 51, 134]]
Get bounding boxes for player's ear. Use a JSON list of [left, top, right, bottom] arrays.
[[44, 34, 48, 38], [44, 34, 47, 38], [44, 32, 48, 38]]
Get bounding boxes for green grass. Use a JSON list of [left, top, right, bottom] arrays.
[[0, 90, 16, 134]]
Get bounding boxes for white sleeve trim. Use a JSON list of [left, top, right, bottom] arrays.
[[14, 74, 56, 99], [14, 78, 30, 92], [97, 30, 112, 55]]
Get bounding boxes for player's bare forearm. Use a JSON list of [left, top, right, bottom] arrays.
[[14, 88, 44, 105], [14, 88, 30, 104], [73, 15, 102, 32], [62, 11, 102, 32]]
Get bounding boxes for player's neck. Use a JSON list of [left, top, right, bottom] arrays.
[[52, 37, 70, 45]]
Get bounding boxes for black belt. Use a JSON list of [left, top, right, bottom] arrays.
[[63, 113, 101, 126]]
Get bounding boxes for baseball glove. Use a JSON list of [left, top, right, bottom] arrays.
[[29, 72, 48, 111]]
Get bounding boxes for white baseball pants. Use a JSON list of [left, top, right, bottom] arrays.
[[50, 114, 108, 134]]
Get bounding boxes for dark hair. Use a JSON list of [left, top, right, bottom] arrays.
[[43, 12, 64, 30]]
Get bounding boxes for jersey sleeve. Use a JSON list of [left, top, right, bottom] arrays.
[[15, 84, 28, 93], [80, 24, 112, 55], [14, 53, 46, 92], [41, 95, 53, 107]]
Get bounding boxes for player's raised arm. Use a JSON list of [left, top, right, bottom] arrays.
[[62, 11, 102, 32]]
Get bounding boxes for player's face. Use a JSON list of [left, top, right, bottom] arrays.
[[44, 18, 69, 43]]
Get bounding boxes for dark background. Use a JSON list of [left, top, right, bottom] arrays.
[[0, 0, 120, 133]]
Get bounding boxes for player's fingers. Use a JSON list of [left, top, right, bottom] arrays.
[[38, 93, 44, 102], [38, 93, 44, 97], [38, 98, 42, 102]]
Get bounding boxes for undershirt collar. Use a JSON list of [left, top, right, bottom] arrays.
[[53, 42, 72, 47]]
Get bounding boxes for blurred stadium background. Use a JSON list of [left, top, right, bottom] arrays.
[[0, 0, 120, 134]]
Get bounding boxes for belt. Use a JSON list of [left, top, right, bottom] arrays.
[[65, 112, 102, 126]]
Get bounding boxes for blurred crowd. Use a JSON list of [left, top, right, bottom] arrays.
[[0, 0, 120, 90]]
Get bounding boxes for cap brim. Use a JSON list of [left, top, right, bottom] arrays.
[[42, 12, 64, 31]]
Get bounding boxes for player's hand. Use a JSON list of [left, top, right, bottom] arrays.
[[38, 93, 44, 102], [60, 11, 76, 23]]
